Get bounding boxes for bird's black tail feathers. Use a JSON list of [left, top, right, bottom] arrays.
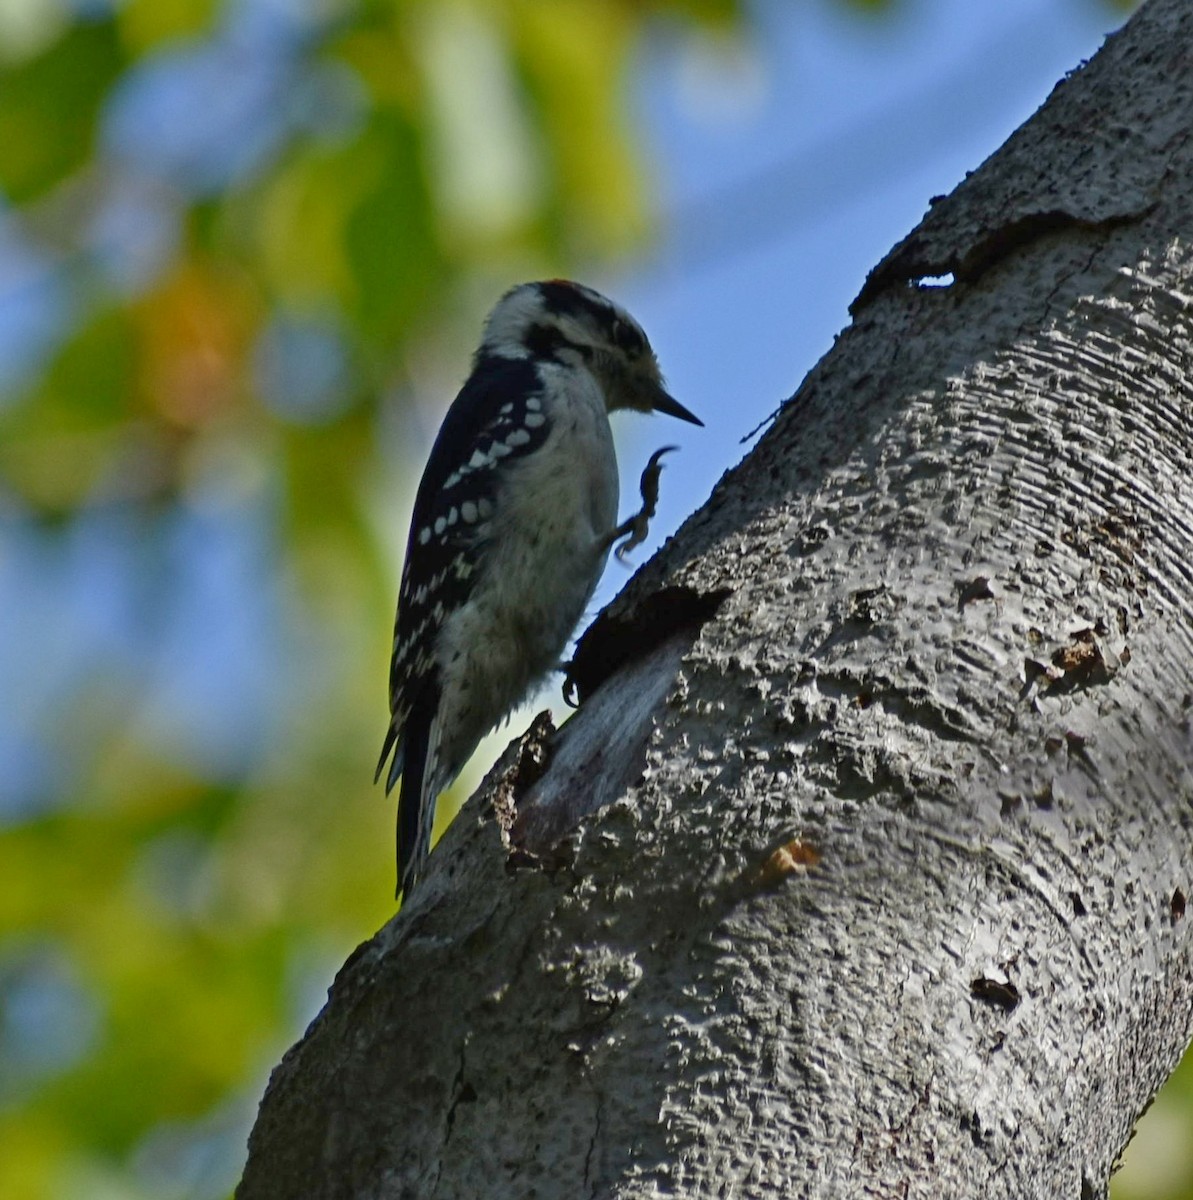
[[394, 704, 435, 900], [374, 725, 401, 790]]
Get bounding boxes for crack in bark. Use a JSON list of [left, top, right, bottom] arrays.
[[443, 1041, 475, 1147], [853, 205, 1157, 314], [583, 1098, 602, 1198], [565, 584, 729, 707]]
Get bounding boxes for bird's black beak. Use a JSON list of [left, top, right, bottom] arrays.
[[652, 388, 703, 427]]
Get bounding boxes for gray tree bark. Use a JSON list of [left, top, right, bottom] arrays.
[[237, 1, 1193, 1196]]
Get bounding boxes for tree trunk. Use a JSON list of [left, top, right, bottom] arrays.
[[237, 1, 1193, 1195]]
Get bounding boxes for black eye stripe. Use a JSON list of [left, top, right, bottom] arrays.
[[525, 322, 570, 361], [611, 317, 646, 357]]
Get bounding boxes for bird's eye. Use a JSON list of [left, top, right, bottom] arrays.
[[611, 317, 645, 357]]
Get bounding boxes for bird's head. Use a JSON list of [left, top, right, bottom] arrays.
[[478, 280, 703, 426]]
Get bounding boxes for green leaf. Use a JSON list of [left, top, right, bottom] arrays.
[[0, 19, 127, 202], [344, 111, 443, 342], [0, 307, 139, 514]]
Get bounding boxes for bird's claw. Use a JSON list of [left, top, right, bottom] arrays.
[[611, 445, 677, 563]]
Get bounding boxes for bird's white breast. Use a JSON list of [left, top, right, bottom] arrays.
[[432, 365, 619, 780]]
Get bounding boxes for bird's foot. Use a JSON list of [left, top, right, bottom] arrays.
[[608, 446, 677, 563]]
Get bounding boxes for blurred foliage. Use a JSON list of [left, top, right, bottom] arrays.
[[0, 0, 747, 1195], [0, 0, 1184, 1198]]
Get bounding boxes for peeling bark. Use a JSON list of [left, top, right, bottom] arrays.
[[238, 2, 1193, 1196]]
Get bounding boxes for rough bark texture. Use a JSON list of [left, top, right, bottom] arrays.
[[238, 1, 1193, 1196]]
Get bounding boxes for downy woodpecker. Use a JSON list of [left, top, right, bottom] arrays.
[[377, 280, 701, 898]]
